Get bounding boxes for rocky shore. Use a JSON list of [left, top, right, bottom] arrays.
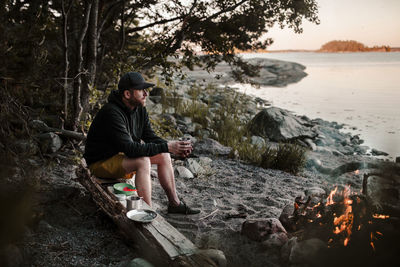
[[2, 57, 399, 267]]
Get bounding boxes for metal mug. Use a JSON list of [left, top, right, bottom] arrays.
[[179, 137, 192, 154], [126, 196, 143, 210]]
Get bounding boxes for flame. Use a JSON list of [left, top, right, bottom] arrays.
[[316, 213, 322, 218], [326, 187, 338, 205], [373, 214, 389, 219], [329, 185, 354, 246], [376, 231, 383, 236], [370, 232, 376, 251]]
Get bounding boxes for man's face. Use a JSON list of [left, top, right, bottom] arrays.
[[126, 88, 148, 108]]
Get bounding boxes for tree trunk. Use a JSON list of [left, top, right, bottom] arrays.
[[61, 0, 72, 129], [70, 1, 92, 131], [80, 0, 99, 124]]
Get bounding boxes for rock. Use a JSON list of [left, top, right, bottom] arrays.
[[157, 114, 177, 127], [193, 138, 231, 156], [174, 166, 194, 179], [0, 244, 23, 267], [304, 187, 326, 205], [280, 237, 297, 262], [147, 103, 162, 115], [305, 156, 332, 175], [251, 136, 266, 148], [241, 218, 286, 242], [37, 132, 63, 153], [304, 187, 326, 198], [149, 95, 162, 103], [396, 156, 400, 163], [279, 204, 296, 232], [181, 58, 307, 87], [371, 148, 389, 156], [248, 107, 316, 142], [261, 232, 289, 249], [29, 119, 49, 132], [12, 139, 40, 155], [150, 170, 158, 179], [304, 138, 317, 151], [198, 156, 212, 166], [126, 258, 154, 267], [185, 158, 206, 176], [150, 86, 165, 97], [198, 249, 227, 267], [289, 238, 327, 266], [354, 145, 369, 155]]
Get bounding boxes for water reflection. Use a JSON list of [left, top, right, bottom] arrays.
[[236, 52, 400, 158]]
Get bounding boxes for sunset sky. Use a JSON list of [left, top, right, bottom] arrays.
[[267, 0, 400, 50]]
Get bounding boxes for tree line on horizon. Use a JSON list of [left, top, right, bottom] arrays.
[[318, 40, 391, 52]]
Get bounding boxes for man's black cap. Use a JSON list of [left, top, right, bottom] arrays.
[[118, 72, 155, 92]]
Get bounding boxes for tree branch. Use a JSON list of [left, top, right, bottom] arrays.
[[126, 16, 183, 34]]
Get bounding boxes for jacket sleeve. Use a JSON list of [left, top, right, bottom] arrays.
[[141, 108, 168, 144], [106, 109, 168, 158]]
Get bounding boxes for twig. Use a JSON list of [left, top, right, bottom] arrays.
[[198, 208, 219, 221], [65, 202, 82, 216]]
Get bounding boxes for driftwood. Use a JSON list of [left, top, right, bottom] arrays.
[[76, 164, 218, 266], [30, 120, 86, 140]]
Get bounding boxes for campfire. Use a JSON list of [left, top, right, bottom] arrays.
[[281, 170, 400, 266]]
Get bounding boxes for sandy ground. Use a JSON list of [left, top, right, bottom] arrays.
[[150, 157, 331, 267]]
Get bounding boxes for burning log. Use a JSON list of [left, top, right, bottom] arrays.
[[280, 183, 400, 267]]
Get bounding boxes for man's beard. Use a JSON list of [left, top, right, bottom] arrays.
[[128, 96, 145, 107]]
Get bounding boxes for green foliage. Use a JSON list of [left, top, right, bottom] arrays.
[[150, 117, 182, 140], [172, 82, 307, 175], [178, 84, 211, 127], [260, 143, 307, 175]]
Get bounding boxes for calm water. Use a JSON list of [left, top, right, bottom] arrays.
[[236, 52, 400, 159]]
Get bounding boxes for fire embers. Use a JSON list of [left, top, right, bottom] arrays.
[[280, 185, 400, 266]]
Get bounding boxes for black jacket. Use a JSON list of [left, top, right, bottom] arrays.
[[84, 90, 168, 166]]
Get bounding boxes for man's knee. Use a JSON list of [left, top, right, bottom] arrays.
[[160, 152, 171, 163], [153, 152, 172, 166], [123, 156, 151, 173]]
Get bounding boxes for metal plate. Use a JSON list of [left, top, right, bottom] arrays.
[[126, 209, 158, 223]]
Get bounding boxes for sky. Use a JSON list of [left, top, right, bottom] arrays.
[[267, 0, 400, 50]]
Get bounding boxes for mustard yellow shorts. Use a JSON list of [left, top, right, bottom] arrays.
[[88, 153, 136, 179]]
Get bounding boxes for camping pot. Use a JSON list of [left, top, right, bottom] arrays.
[[127, 196, 143, 210]]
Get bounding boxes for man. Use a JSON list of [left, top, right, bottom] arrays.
[[84, 71, 199, 214]]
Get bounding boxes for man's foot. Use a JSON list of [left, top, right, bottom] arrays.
[[168, 201, 200, 215]]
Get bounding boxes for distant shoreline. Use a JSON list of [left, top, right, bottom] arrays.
[[240, 48, 400, 53]]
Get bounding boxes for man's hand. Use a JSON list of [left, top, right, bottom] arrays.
[[167, 140, 193, 158]]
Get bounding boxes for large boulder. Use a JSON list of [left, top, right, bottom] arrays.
[[37, 132, 63, 153], [248, 107, 316, 142], [193, 138, 231, 156]]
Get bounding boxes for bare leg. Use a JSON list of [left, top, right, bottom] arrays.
[[122, 156, 152, 206], [150, 153, 180, 206]]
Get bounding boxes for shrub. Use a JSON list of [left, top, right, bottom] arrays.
[[260, 143, 306, 175]]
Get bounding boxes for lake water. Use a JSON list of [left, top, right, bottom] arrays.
[[235, 52, 400, 159]]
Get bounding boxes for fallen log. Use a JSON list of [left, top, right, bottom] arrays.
[[30, 120, 86, 140], [76, 163, 219, 266]]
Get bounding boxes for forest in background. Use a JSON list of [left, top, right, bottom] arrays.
[[0, 0, 319, 137]]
